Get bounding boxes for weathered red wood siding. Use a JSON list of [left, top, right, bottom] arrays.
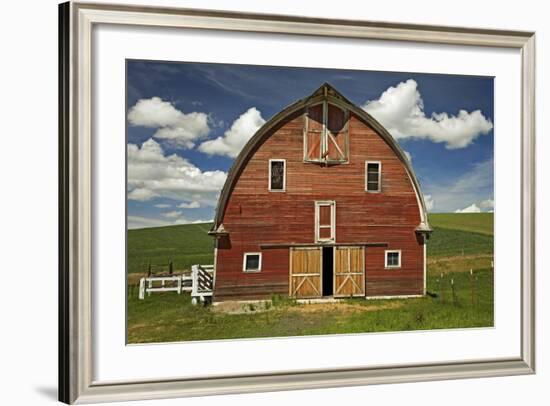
[[214, 111, 424, 300]]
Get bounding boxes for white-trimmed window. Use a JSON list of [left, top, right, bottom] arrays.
[[268, 159, 286, 191], [365, 161, 382, 192], [385, 250, 401, 269], [243, 252, 262, 272], [315, 201, 336, 243]]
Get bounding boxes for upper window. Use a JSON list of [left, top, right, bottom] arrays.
[[243, 253, 262, 272], [315, 201, 336, 243], [269, 159, 286, 191], [304, 102, 349, 163], [385, 250, 401, 269], [365, 161, 381, 192]]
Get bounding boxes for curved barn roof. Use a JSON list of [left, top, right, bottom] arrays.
[[211, 83, 431, 234]]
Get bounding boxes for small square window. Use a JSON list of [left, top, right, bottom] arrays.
[[243, 253, 262, 272], [385, 250, 401, 268]]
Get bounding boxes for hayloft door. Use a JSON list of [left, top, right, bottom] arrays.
[[334, 246, 365, 297], [289, 247, 322, 298]]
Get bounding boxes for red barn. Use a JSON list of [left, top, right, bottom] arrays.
[[209, 83, 432, 301]]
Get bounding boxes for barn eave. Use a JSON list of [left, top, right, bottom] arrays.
[[415, 222, 433, 234], [208, 223, 228, 237]]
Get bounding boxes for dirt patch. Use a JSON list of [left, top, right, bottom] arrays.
[[212, 300, 403, 315], [127, 322, 151, 332], [428, 254, 494, 275], [212, 301, 273, 315], [428, 254, 493, 264], [285, 302, 402, 314], [127, 273, 147, 285]]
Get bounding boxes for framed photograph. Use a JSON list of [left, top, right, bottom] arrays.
[[59, 1, 535, 404]]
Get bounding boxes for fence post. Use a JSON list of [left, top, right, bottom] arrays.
[[169, 260, 173, 275], [451, 278, 456, 306], [148, 278, 152, 297], [177, 274, 182, 294], [191, 265, 198, 305], [470, 269, 474, 305], [139, 278, 145, 300], [440, 273, 444, 303]]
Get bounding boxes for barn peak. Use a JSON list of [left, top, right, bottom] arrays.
[[305, 82, 354, 105]]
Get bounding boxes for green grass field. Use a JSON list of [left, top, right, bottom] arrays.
[[128, 269, 493, 343], [128, 222, 214, 274], [127, 213, 494, 343], [429, 212, 493, 236], [427, 213, 493, 261]]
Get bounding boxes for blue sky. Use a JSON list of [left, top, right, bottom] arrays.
[[127, 60, 494, 229]]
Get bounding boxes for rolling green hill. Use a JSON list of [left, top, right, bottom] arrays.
[[427, 213, 493, 258], [127, 222, 214, 274], [428, 213, 493, 236]]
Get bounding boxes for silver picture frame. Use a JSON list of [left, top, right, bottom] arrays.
[[58, 1, 536, 403]]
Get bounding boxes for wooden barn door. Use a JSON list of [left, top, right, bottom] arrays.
[[334, 246, 365, 297], [289, 247, 322, 298]]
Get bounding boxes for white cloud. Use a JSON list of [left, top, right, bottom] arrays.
[[404, 150, 412, 162], [127, 188, 158, 201], [423, 158, 493, 213], [127, 215, 172, 230], [154, 203, 171, 208], [128, 97, 210, 148], [424, 194, 434, 211], [174, 217, 212, 225], [455, 203, 482, 213], [362, 79, 493, 149], [480, 198, 494, 210], [191, 219, 213, 224], [198, 107, 266, 158], [127, 214, 202, 229], [162, 210, 183, 218], [127, 138, 227, 206], [177, 201, 201, 209]]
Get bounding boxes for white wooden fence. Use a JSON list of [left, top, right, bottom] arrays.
[[138, 264, 214, 305], [190, 264, 214, 305]]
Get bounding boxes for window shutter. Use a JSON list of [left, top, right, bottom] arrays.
[[305, 104, 323, 161]]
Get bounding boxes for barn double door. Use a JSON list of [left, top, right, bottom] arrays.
[[290, 246, 365, 298]]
